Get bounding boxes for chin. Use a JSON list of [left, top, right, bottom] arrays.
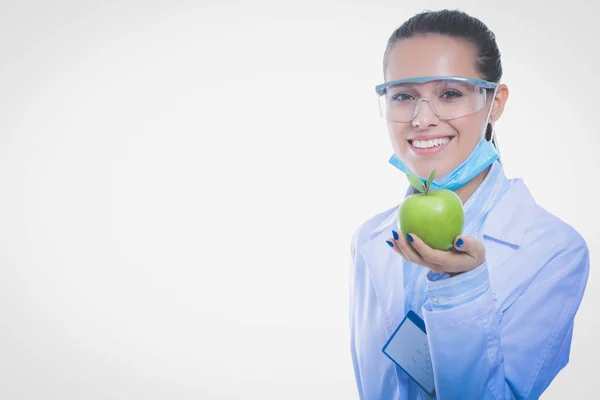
[[409, 160, 452, 181], [395, 145, 456, 179]]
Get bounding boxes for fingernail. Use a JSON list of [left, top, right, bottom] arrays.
[[392, 230, 399, 240], [456, 238, 464, 248], [407, 234, 413, 243], [386, 240, 394, 247]]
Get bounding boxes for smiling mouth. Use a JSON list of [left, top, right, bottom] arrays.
[[408, 136, 454, 149]]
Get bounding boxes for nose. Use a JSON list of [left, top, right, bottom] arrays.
[[411, 98, 440, 128]]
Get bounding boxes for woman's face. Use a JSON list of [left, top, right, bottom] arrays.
[[384, 34, 494, 180]]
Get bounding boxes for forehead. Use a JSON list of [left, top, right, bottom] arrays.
[[385, 34, 480, 81]]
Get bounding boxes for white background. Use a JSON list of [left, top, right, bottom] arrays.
[[0, 0, 598, 399]]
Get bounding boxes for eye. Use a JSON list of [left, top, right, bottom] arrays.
[[440, 90, 462, 99], [391, 92, 415, 101]]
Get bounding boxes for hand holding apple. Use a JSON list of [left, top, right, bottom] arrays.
[[388, 231, 486, 276], [385, 169, 486, 275]]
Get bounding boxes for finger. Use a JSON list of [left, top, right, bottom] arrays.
[[408, 233, 471, 272], [406, 233, 451, 265], [396, 233, 421, 263], [398, 233, 444, 272], [386, 237, 407, 259], [453, 235, 486, 263], [392, 238, 410, 260]]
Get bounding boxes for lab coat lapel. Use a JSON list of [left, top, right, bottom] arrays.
[[481, 178, 537, 307], [481, 179, 535, 249], [360, 206, 406, 339], [481, 179, 536, 268]]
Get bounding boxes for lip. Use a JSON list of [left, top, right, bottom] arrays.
[[407, 135, 455, 156], [408, 134, 456, 141]]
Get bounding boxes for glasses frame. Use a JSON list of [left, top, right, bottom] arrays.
[[375, 75, 498, 96]]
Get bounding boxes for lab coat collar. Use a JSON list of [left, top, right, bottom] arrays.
[[480, 178, 536, 247]]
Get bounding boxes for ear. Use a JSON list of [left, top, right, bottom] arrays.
[[490, 84, 509, 123]]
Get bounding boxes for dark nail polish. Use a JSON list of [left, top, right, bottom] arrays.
[[392, 230, 399, 240], [456, 238, 464, 248], [386, 240, 394, 247], [407, 234, 413, 243]]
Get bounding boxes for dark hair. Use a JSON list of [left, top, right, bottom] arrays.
[[383, 9, 502, 142]]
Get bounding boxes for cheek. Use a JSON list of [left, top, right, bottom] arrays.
[[387, 122, 408, 147], [452, 114, 487, 144]]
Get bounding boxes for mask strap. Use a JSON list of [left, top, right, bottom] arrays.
[[492, 127, 502, 166], [486, 86, 501, 165]]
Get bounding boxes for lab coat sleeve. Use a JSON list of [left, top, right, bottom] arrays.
[[421, 237, 589, 399], [349, 226, 364, 399]]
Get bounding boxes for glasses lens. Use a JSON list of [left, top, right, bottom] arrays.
[[378, 79, 488, 122]]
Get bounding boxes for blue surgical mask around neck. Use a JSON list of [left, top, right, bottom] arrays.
[[388, 136, 499, 191]]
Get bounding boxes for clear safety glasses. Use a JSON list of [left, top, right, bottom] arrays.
[[375, 76, 498, 122]]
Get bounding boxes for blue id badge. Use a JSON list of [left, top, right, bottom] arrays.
[[382, 310, 436, 397]]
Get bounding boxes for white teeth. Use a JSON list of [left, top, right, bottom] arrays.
[[412, 137, 450, 149]]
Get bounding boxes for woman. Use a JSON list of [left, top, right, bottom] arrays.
[[349, 9, 590, 400]]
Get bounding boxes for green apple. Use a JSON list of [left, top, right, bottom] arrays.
[[398, 169, 464, 251]]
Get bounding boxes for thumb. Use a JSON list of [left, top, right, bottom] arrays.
[[453, 235, 483, 256], [453, 235, 486, 263], [453, 235, 468, 252]]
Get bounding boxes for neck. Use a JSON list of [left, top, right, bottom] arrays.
[[453, 164, 492, 204]]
